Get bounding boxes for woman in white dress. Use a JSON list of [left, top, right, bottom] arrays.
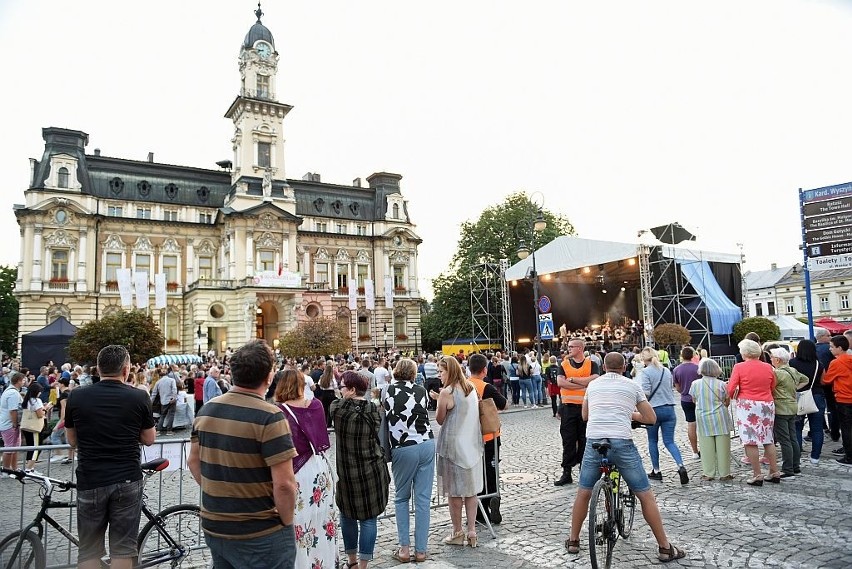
[[434, 356, 484, 548]]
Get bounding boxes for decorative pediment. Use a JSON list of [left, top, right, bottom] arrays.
[[335, 248, 350, 261], [134, 236, 154, 252], [394, 306, 407, 316], [103, 234, 126, 251], [256, 232, 280, 249], [45, 230, 78, 249], [197, 240, 216, 255], [256, 212, 281, 230], [357, 307, 371, 317], [161, 238, 181, 253], [389, 251, 409, 265], [336, 306, 351, 318], [102, 305, 122, 317], [47, 304, 70, 323], [356, 249, 370, 263], [315, 247, 330, 261]]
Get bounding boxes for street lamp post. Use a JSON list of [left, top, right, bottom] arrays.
[[516, 204, 547, 365], [196, 323, 202, 358], [383, 323, 388, 355]]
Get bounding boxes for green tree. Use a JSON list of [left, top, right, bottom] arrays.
[[732, 317, 781, 343], [278, 318, 351, 358], [424, 192, 574, 347], [68, 310, 165, 365], [0, 266, 19, 357]]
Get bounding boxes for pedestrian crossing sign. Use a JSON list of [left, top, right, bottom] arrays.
[[538, 312, 554, 340]]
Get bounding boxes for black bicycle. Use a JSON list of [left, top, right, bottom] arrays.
[[0, 458, 210, 568], [588, 439, 636, 569]]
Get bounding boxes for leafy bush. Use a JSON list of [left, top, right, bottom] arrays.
[[653, 323, 691, 347], [732, 317, 781, 343], [68, 310, 164, 365], [278, 318, 351, 358]]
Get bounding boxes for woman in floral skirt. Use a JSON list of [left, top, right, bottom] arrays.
[[275, 369, 338, 569]]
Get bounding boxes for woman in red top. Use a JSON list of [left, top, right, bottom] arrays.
[[728, 339, 781, 485]]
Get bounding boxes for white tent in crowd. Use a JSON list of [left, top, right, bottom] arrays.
[[767, 314, 826, 340]]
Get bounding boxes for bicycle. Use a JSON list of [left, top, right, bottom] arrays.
[[588, 439, 636, 569], [0, 458, 211, 568]]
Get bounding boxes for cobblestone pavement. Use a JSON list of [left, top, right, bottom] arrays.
[[3, 404, 851, 568]]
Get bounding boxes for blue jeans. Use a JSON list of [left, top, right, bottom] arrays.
[[76, 479, 144, 562], [795, 392, 826, 459], [205, 525, 295, 569], [519, 378, 534, 405], [531, 375, 543, 404], [646, 405, 684, 470], [340, 515, 378, 561], [579, 438, 651, 493], [391, 439, 435, 554]]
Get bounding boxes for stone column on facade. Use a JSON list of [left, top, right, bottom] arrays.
[[246, 231, 254, 275], [32, 226, 43, 289], [409, 249, 417, 293], [17, 227, 26, 288], [77, 229, 88, 291], [219, 237, 226, 280], [186, 239, 195, 282], [228, 230, 236, 279], [301, 247, 310, 283], [281, 235, 289, 270]]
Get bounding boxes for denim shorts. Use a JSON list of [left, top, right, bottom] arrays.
[[578, 438, 651, 493], [77, 478, 144, 562]]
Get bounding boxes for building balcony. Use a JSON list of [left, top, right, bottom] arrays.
[[46, 279, 73, 292]]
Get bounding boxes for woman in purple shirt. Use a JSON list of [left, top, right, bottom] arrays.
[[672, 346, 701, 459]]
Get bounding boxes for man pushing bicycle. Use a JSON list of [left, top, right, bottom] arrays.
[[565, 351, 686, 563]]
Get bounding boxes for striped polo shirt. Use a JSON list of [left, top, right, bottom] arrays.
[[584, 372, 647, 440], [192, 390, 297, 539]]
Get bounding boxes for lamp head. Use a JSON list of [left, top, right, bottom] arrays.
[[534, 210, 547, 232], [517, 240, 530, 260]]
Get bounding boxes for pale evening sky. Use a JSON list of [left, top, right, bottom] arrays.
[[2, 0, 852, 299]]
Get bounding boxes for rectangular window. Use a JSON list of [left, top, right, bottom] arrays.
[[258, 142, 271, 168], [259, 250, 275, 272], [786, 300, 795, 314], [357, 264, 369, 288], [842, 294, 850, 310], [316, 221, 327, 232], [166, 314, 178, 342], [767, 301, 776, 316], [163, 255, 178, 283], [393, 266, 405, 289], [164, 210, 178, 221], [337, 224, 345, 234], [198, 256, 213, 279], [135, 254, 151, 278], [107, 206, 123, 216], [105, 252, 121, 281], [199, 212, 213, 224], [754, 303, 763, 316], [315, 263, 328, 283], [394, 312, 406, 338], [356, 225, 367, 236], [358, 315, 369, 338], [336, 264, 348, 289], [257, 75, 270, 98], [136, 208, 151, 220], [820, 296, 830, 311], [51, 250, 68, 280]]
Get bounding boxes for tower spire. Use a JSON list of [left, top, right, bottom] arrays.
[[255, 2, 263, 23]]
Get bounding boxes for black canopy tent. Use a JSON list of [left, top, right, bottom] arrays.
[[21, 316, 77, 371]]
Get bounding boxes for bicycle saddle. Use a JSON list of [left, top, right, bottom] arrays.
[[141, 458, 170, 472]]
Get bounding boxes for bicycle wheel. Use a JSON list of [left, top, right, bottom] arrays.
[[617, 484, 636, 539], [588, 478, 616, 569], [136, 505, 211, 568], [0, 530, 46, 569]]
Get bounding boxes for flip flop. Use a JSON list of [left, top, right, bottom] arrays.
[[392, 548, 411, 563]]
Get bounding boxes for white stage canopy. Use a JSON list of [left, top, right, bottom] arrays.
[[767, 315, 827, 340]]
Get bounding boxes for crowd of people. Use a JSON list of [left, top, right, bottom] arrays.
[[3, 323, 852, 568]]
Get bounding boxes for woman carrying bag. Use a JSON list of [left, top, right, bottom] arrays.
[[21, 382, 52, 475]]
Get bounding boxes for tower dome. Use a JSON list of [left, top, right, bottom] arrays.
[[243, 3, 275, 49]]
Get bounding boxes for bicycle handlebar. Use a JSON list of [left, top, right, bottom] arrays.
[[1, 458, 170, 492]]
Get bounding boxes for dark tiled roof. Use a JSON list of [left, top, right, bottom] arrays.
[[776, 267, 852, 286]]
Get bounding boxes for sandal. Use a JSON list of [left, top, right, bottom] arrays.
[[658, 543, 686, 562], [341, 563, 358, 569], [466, 531, 478, 548], [700, 475, 715, 481], [392, 548, 411, 563], [443, 531, 465, 545], [745, 476, 763, 486], [414, 553, 429, 563], [767, 472, 782, 484], [565, 538, 580, 554]]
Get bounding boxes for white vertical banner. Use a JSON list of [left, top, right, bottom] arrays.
[[134, 272, 150, 309], [348, 282, 357, 310], [154, 273, 167, 309], [384, 276, 394, 309], [365, 279, 375, 310], [116, 268, 134, 308]]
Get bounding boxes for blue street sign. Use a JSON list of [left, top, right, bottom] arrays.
[[538, 312, 554, 340], [538, 295, 552, 313]]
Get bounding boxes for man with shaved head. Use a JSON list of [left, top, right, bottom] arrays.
[[565, 351, 686, 562]]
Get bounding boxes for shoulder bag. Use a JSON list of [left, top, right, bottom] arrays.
[[477, 387, 501, 435], [21, 407, 45, 433], [796, 364, 819, 416]]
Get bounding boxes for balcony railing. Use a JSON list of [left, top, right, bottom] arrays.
[[241, 88, 273, 101], [46, 280, 72, 291]]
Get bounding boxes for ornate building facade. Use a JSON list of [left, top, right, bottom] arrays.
[[13, 8, 421, 357]]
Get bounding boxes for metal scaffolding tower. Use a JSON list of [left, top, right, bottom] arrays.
[[499, 259, 513, 351], [638, 244, 653, 346], [469, 262, 505, 347]]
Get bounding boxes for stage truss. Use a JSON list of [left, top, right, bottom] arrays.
[[469, 261, 510, 348]]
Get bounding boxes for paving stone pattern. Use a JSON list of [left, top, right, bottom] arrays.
[[3, 404, 851, 568]]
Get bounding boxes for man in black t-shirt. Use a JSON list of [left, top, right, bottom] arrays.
[[65, 345, 156, 569]]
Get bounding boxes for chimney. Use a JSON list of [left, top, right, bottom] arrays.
[[147, 152, 154, 163], [353, 177, 361, 187], [94, 148, 101, 156], [771, 263, 777, 270], [302, 172, 314, 181]]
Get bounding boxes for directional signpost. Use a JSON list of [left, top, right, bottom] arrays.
[[539, 312, 555, 340]]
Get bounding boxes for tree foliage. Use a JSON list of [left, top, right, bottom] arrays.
[[278, 318, 351, 358], [422, 193, 574, 348], [0, 266, 18, 357], [653, 323, 692, 347], [68, 310, 165, 366], [732, 317, 781, 343]]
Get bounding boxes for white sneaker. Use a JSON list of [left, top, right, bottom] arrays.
[[810, 458, 820, 465], [25, 469, 44, 477], [692, 453, 701, 460], [50, 456, 65, 463]]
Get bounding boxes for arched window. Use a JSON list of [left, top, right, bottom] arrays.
[[57, 167, 69, 188], [392, 203, 400, 219], [394, 308, 407, 339]]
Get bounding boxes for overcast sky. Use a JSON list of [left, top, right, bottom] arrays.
[[2, 0, 851, 299]]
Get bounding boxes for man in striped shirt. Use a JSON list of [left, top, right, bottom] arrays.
[[188, 340, 298, 569], [564, 351, 686, 563]]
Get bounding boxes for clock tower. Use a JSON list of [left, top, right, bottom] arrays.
[[225, 3, 294, 209]]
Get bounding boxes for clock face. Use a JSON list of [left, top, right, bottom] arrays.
[[256, 42, 271, 59]]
